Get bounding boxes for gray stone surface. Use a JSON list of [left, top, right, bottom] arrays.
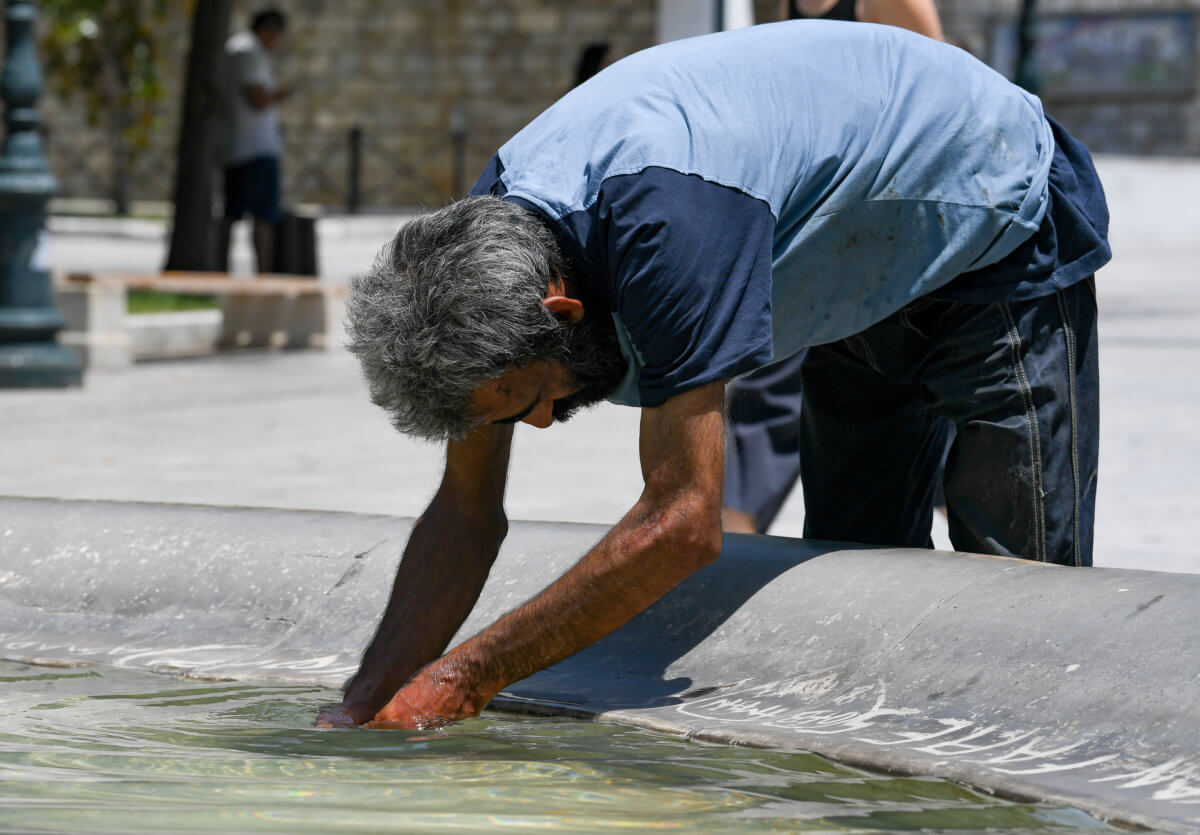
[[1, 496, 1196, 832]]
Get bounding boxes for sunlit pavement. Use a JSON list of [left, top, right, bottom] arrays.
[[6, 156, 1199, 574]]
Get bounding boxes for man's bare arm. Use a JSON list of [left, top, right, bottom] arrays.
[[243, 83, 289, 110], [316, 423, 513, 726], [370, 380, 726, 728], [777, 0, 944, 41], [861, 0, 944, 39]]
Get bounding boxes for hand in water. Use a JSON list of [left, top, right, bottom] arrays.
[[366, 656, 491, 730], [315, 701, 376, 728]]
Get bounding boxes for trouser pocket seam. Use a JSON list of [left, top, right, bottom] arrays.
[[850, 334, 885, 376]]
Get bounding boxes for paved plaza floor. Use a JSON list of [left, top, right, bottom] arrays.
[[4, 156, 1199, 574]]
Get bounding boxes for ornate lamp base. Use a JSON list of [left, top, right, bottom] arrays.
[[0, 341, 81, 387], [0, 0, 84, 388]]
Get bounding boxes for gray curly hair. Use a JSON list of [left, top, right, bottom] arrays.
[[346, 197, 569, 441]]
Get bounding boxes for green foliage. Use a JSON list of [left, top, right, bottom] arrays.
[[39, 0, 184, 211], [126, 289, 218, 314]]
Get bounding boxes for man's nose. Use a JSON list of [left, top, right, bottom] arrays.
[[522, 398, 555, 429]]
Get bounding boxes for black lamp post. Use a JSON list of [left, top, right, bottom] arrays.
[[0, 0, 81, 387]]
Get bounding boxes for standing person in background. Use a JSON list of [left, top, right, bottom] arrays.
[[573, 42, 612, 88], [779, 0, 942, 36], [724, 0, 945, 535], [218, 8, 290, 275]]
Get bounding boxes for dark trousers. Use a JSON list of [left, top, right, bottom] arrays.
[[725, 350, 809, 532], [727, 279, 1098, 565], [800, 279, 1098, 565]]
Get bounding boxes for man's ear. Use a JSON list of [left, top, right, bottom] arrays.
[[543, 294, 585, 325]]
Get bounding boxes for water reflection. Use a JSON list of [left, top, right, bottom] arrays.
[[0, 661, 1112, 832]]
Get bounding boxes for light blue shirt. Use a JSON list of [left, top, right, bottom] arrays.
[[474, 22, 1058, 405]]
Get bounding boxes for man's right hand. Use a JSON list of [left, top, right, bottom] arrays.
[[316, 423, 513, 729]]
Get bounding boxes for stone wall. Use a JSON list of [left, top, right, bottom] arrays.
[[269, 0, 655, 208], [27, 0, 1200, 211], [936, 0, 1200, 157], [35, 0, 655, 210], [756, 0, 1200, 157]]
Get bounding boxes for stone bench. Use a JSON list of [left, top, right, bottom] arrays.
[[54, 272, 347, 369]]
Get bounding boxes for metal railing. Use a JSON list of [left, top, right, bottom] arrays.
[[42, 120, 484, 214]]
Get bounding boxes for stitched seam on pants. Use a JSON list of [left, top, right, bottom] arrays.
[[1057, 290, 1082, 567], [851, 334, 885, 376], [1000, 302, 1047, 562], [899, 308, 925, 339]]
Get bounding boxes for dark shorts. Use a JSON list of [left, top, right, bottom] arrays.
[[224, 155, 281, 222]]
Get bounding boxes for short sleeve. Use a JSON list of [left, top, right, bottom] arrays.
[[596, 168, 776, 406], [233, 47, 271, 88], [468, 154, 507, 197]]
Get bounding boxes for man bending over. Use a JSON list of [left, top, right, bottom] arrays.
[[320, 21, 1110, 730]]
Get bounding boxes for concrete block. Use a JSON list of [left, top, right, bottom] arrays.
[[56, 274, 344, 366], [53, 278, 132, 370], [218, 289, 343, 351], [128, 311, 222, 359]]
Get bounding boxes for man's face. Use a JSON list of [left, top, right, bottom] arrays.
[[255, 26, 283, 52], [472, 360, 577, 429], [469, 314, 627, 430]]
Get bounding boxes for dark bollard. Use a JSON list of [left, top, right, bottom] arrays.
[[0, 0, 81, 387], [346, 125, 362, 215], [273, 209, 319, 277], [450, 106, 466, 199]]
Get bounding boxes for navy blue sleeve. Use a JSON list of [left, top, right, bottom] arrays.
[[595, 168, 776, 407], [468, 154, 506, 197]]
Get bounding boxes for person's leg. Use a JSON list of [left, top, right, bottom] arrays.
[[217, 218, 234, 273], [723, 350, 808, 533], [930, 280, 1098, 565], [252, 219, 276, 274], [245, 156, 281, 275], [220, 164, 243, 273], [721, 508, 759, 534], [799, 336, 948, 548]]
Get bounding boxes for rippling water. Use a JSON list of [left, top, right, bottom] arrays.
[[0, 660, 1114, 833]]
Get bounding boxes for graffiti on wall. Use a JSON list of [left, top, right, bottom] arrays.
[[990, 11, 1197, 99]]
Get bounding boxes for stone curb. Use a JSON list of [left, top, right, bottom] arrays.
[[0, 496, 1196, 831]]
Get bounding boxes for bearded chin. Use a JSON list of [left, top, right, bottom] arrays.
[[550, 314, 628, 423]]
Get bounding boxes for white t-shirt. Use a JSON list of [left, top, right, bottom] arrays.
[[222, 31, 283, 165]]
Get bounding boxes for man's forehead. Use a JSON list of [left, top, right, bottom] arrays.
[[487, 366, 530, 398], [469, 367, 533, 417]]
